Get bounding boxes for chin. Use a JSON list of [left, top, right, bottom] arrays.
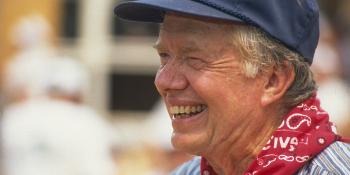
[[171, 132, 207, 155]]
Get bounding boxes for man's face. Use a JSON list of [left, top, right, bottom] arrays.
[[154, 14, 266, 155]]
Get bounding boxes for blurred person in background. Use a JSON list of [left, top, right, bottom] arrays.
[[115, 0, 350, 174], [312, 15, 350, 137], [2, 15, 57, 104], [1, 15, 117, 175]]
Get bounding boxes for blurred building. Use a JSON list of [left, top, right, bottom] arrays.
[[0, 1, 166, 174], [0, 0, 162, 147]]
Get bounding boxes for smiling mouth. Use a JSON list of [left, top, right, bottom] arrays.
[[169, 105, 207, 119]]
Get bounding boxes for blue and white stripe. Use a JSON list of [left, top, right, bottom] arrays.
[[171, 156, 201, 175], [296, 141, 350, 175], [171, 141, 350, 175]]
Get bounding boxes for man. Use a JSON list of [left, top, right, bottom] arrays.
[[114, 0, 350, 174]]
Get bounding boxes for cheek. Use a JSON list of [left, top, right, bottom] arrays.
[[190, 76, 240, 120], [190, 75, 241, 107], [191, 75, 261, 119]]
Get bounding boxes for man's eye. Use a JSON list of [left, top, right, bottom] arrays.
[[187, 57, 206, 69], [158, 52, 170, 67], [159, 52, 169, 58]]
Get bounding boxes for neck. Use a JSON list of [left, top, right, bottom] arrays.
[[202, 111, 283, 175]]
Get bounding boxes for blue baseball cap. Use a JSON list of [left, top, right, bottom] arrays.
[[114, 0, 320, 64]]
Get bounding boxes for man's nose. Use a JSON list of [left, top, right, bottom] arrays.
[[154, 61, 187, 93]]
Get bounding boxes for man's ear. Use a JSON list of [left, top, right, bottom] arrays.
[[261, 61, 295, 107]]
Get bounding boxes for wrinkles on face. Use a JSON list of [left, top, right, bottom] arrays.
[[157, 19, 242, 82], [156, 12, 267, 158], [200, 56, 241, 77], [154, 13, 278, 175]]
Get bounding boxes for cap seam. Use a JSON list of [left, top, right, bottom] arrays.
[[192, 0, 256, 26]]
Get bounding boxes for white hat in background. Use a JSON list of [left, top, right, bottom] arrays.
[[46, 56, 89, 97]]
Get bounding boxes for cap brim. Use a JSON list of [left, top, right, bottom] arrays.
[[114, 0, 242, 23]]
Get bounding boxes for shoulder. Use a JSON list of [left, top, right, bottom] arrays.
[[296, 141, 350, 175], [171, 156, 201, 175]]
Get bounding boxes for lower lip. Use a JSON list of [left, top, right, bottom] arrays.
[[171, 109, 207, 130]]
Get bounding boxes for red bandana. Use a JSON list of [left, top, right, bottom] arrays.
[[200, 95, 344, 175]]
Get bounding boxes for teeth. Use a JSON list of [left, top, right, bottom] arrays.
[[191, 106, 196, 113], [185, 106, 191, 114], [179, 106, 185, 114], [172, 106, 179, 114], [169, 105, 206, 115]]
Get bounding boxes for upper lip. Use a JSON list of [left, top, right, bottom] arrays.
[[165, 96, 205, 107]]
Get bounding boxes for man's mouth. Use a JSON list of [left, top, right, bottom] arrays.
[[169, 105, 207, 119]]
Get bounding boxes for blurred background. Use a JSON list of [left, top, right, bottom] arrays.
[[0, 0, 349, 175]]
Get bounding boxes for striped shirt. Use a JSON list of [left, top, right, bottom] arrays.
[[171, 141, 350, 175]]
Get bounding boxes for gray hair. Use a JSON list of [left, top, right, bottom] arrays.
[[231, 25, 316, 109]]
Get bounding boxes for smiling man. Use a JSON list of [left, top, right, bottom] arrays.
[[114, 0, 350, 175]]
